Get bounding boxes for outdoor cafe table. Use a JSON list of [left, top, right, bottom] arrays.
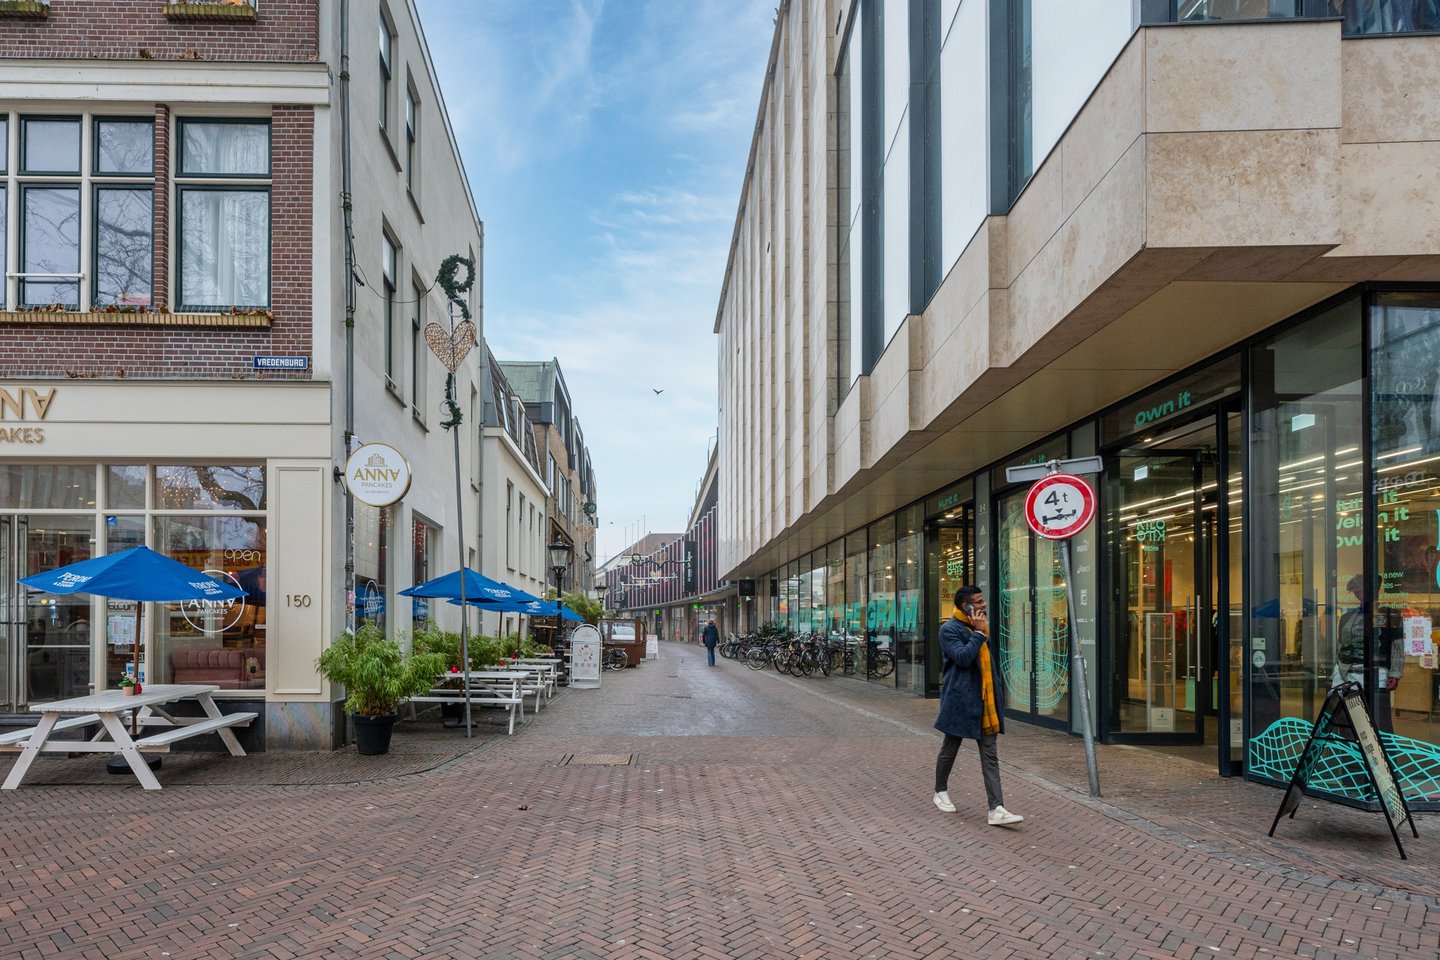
[[0, 684, 255, 791]]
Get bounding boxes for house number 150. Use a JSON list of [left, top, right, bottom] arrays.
[[286, 594, 313, 607]]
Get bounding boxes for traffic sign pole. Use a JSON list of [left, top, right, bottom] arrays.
[[1011, 459, 1102, 798], [1058, 536, 1101, 797]]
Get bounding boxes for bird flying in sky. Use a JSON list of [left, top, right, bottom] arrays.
[[653, 388, 664, 395]]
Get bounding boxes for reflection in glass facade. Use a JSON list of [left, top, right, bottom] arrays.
[[1248, 299, 1364, 768], [1370, 292, 1440, 755]]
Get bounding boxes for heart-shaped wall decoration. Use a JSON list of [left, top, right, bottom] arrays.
[[424, 320, 476, 372]]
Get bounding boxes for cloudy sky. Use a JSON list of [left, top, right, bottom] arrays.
[[414, 0, 776, 564]]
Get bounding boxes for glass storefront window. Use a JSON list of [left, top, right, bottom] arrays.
[[1370, 292, 1440, 752], [152, 514, 265, 689], [355, 502, 391, 633], [156, 465, 265, 511], [895, 505, 924, 693], [0, 464, 97, 510], [843, 531, 867, 669], [412, 517, 436, 631], [997, 489, 1071, 726], [1247, 298, 1363, 777], [105, 465, 146, 509], [826, 541, 846, 636], [868, 516, 896, 684]]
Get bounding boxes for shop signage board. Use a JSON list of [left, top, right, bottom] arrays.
[[1022, 473, 1096, 540], [344, 442, 412, 507], [1269, 681, 1418, 859], [569, 624, 602, 688]]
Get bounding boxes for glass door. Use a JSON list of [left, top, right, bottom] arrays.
[[1, 515, 95, 708], [0, 517, 18, 711], [996, 493, 1071, 729], [1105, 414, 1232, 750]]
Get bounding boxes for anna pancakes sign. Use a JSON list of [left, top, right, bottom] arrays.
[[345, 442, 412, 507]]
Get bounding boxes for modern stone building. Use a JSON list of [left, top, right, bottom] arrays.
[[716, 1, 1440, 803], [0, 0, 486, 750]]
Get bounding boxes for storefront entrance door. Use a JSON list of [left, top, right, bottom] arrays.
[[0, 515, 94, 711], [1105, 410, 1242, 772]]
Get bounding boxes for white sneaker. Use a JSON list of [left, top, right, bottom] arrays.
[[987, 805, 1024, 826], [933, 791, 956, 813]]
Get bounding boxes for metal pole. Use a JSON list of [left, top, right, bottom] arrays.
[[1058, 537, 1100, 796], [452, 370, 472, 738]]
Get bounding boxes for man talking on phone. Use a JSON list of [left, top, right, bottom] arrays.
[[933, 585, 1023, 826]]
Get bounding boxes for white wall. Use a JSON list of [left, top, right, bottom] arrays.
[[939, 0, 989, 274], [1031, 1, 1135, 172]]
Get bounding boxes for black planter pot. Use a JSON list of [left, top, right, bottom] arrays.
[[352, 713, 397, 755]]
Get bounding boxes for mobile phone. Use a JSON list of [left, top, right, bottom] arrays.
[[963, 603, 975, 616]]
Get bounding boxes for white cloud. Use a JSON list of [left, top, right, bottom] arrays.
[[416, 0, 775, 562]]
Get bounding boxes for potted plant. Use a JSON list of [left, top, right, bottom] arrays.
[[316, 624, 447, 755], [119, 672, 140, 696]]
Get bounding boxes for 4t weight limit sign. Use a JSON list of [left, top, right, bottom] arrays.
[[1023, 473, 1096, 540]]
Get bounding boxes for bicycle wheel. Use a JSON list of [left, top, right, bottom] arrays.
[[818, 648, 832, 677], [798, 652, 815, 678], [870, 650, 895, 679], [606, 648, 628, 671], [745, 647, 770, 670]]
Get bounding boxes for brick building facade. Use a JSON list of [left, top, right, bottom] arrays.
[[0, 0, 486, 751]]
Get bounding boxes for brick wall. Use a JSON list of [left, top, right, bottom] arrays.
[[0, 1, 318, 62], [0, 104, 317, 381]]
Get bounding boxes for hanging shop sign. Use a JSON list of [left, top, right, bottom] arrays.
[[344, 442, 412, 507], [1023, 473, 1096, 540]]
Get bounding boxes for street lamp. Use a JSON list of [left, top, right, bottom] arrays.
[[595, 581, 608, 615], [548, 538, 573, 649]]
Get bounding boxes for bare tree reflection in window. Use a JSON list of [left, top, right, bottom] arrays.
[[95, 188, 152, 307]]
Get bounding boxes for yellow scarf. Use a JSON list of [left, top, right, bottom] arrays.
[[957, 611, 1001, 736]]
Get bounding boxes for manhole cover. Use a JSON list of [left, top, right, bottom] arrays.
[[563, 753, 634, 766]]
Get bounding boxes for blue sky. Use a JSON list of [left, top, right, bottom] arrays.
[[415, 0, 775, 564]]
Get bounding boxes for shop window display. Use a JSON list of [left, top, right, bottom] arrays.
[[1247, 299, 1364, 780], [153, 514, 265, 689], [1368, 293, 1440, 792]]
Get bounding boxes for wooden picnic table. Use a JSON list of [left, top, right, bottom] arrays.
[[0, 684, 256, 790]]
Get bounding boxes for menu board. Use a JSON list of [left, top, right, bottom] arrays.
[[1269, 682, 1417, 859]]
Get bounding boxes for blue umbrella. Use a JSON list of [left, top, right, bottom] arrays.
[[18, 545, 247, 736], [19, 545, 247, 603], [448, 596, 583, 620], [399, 567, 542, 605]]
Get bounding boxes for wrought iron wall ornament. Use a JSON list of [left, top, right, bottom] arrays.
[[427, 255, 476, 429]]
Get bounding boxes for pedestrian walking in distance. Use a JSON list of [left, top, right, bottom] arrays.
[[933, 585, 1023, 826], [702, 619, 720, 667]]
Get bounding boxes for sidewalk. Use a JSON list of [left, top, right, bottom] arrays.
[[0, 641, 1432, 960], [798, 671, 1437, 897]]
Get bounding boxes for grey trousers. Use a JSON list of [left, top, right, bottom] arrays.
[[935, 732, 1004, 810]]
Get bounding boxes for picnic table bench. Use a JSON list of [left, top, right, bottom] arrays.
[[0, 684, 256, 790], [408, 671, 526, 735]]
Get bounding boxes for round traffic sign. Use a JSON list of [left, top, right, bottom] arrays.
[[1023, 473, 1096, 540]]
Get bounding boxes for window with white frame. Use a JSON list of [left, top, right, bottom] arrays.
[[176, 118, 270, 311], [4, 114, 155, 312]]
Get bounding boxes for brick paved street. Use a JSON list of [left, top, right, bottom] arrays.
[[0, 641, 1436, 960]]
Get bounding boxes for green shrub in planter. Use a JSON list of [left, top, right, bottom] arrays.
[[316, 624, 447, 717]]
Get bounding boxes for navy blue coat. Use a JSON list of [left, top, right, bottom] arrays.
[[934, 615, 1005, 740], [702, 623, 719, 648]]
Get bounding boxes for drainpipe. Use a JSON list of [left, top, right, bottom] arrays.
[[340, 0, 357, 634]]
